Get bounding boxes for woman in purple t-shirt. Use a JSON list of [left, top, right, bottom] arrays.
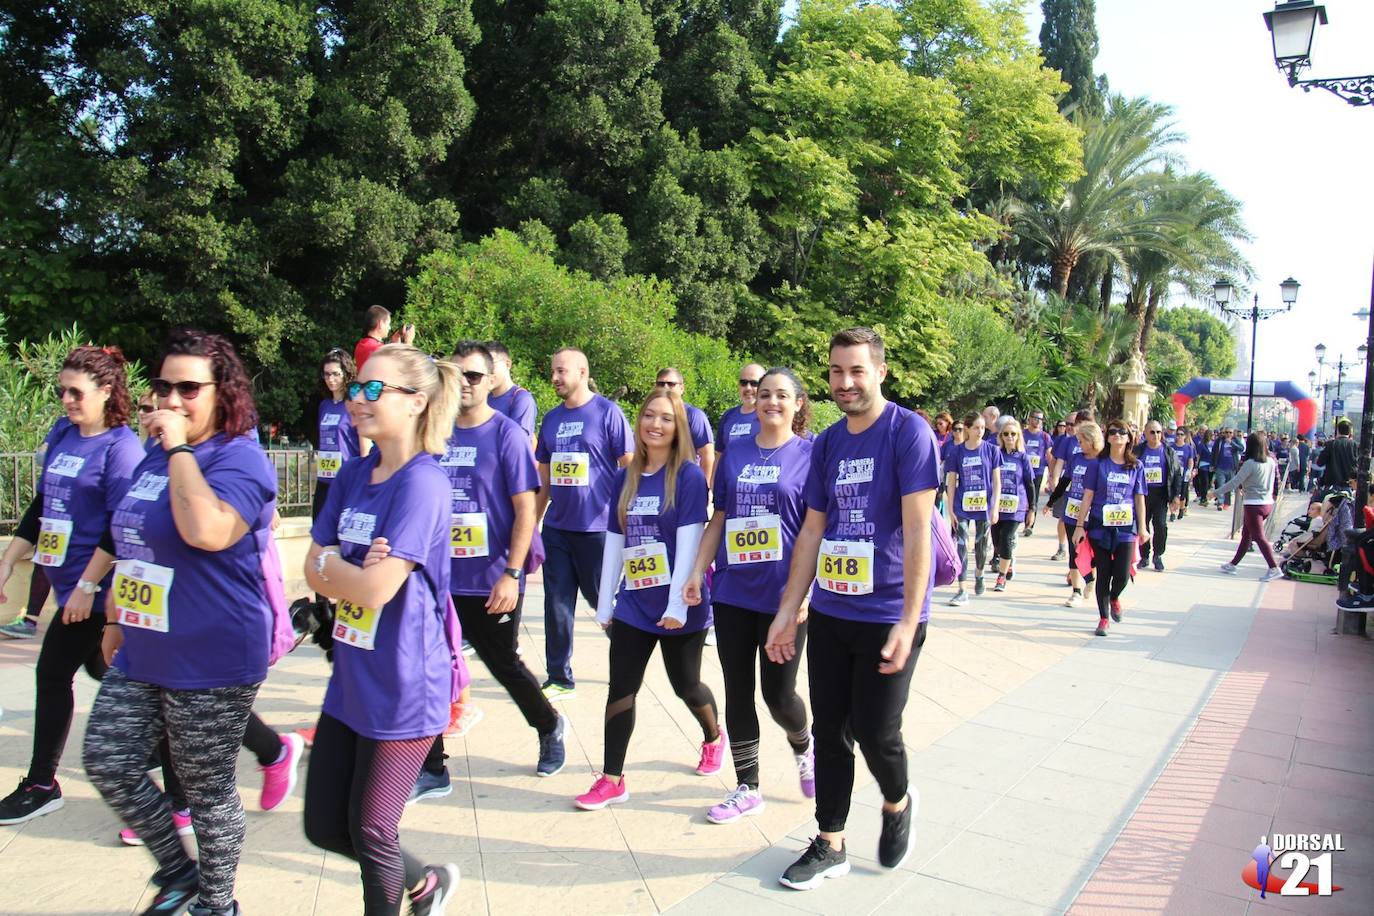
[[991, 419, 1036, 593], [684, 367, 816, 824], [945, 412, 1002, 604], [304, 344, 464, 915], [1074, 420, 1148, 636], [573, 391, 720, 811]]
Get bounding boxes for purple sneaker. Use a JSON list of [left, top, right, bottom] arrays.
[[796, 741, 816, 799], [707, 785, 765, 824]]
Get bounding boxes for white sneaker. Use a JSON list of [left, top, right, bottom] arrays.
[[1065, 590, 1082, 607], [1219, 563, 1238, 574], [948, 590, 968, 606], [1260, 567, 1283, 582]]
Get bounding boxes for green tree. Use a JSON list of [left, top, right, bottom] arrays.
[[1038, 0, 1104, 115]]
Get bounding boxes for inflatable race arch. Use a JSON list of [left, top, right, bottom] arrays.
[[1171, 378, 1318, 437]]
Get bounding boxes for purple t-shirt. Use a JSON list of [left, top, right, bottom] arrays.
[[317, 398, 361, 480], [1175, 442, 1195, 470], [1138, 444, 1169, 491], [489, 385, 538, 439], [442, 412, 540, 595], [684, 402, 714, 452], [536, 395, 634, 532], [607, 463, 711, 634], [716, 405, 760, 454], [711, 436, 814, 614], [1052, 433, 1083, 464], [37, 424, 142, 606], [1063, 451, 1092, 524], [1024, 429, 1053, 477], [997, 449, 1035, 523], [111, 434, 277, 689], [949, 440, 1003, 521], [804, 402, 941, 625], [1083, 456, 1146, 536], [312, 451, 452, 740]]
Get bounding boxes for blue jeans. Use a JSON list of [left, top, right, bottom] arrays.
[[541, 526, 606, 688], [1213, 467, 1235, 506]]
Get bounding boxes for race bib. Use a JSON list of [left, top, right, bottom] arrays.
[[1065, 497, 1083, 521], [1144, 465, 1162, 485], [725, 514, 782, 565], [998, 493, 1020, 514], [623, 541, 669, 590], [1103, 502, 1132, 527], [1029, 453, 1041, 469], [961, 490, 988, 513], [551, 451, 590, 487], [316, 450, 343, 480], [817, 539, 874, 595], [335, 599, 381, 650], [112, 561, 174, 633], [450, 512, 490, 558], [34, 517, 73, 567]]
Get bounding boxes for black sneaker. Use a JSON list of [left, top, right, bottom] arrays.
[[409, 863, 460, 916], [779, 836, 849, 890], [407, 767, 452, 806], [0, 778, 63, 825], [878, 792, 916, 868], [1336, 593, 1374, 610], [1153, 556, 1165, 571], [537, 714, 567, 777], [974, 577, 985, 596], [141, 862, 199, 916], [188, 903, 240, 916]]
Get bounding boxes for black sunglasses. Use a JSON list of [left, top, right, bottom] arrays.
[[738, 378, 760, 387], [1000, 431, 1018, 437], [461, 370, 487, 385], [55, 385, 93, 402], [347, 380, 418, 401], [151, 379, 217, 399], [1107, 429, 1129, 437], [138, 404, 156, 415], [656, 379, 683, 388]]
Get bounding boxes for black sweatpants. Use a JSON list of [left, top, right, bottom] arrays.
[[603, 621, 718, 777], [28, 612, 107, 785], [1089, 536, 1133, 619], [808, 611, 927, 834], [713, 602, 809, 790], [1138, 490, 1170, 563]]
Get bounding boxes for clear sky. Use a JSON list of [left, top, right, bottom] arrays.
[[1025, 0, 1374, 394]]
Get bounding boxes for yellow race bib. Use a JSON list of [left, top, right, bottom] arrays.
[[317, 450, 343, 480], [335, 599, 382, 650], [34, 518, 72, 567], [550, 451, 590, 487], [725, 514, 782, 565], [449, 512, 490, 558], [112, 561, 174, 633], [1065, 497, 1083, 521], [1103, 503, 1132, 527], [961, 490, 988, 513], [623, 541, 670, 590], [817, 539, 875, 595], [998, 493, 1020, 514]]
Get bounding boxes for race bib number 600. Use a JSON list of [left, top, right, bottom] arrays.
[[817, 539, 875, 595], [725, 514, 782, 565]]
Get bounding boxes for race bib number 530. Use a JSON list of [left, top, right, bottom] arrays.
[[112, 561, 174, 632]]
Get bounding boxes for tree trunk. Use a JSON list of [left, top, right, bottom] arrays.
[[1052, 249, 1078, 298], [1137, 283, 1165, 354], [1099, 263, 1113, 314]]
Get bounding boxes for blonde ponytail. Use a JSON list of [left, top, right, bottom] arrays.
[[371, 343, 462, 455]]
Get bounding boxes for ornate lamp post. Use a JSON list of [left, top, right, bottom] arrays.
[[1213, 278, 1300, 434], [1264, 2, 1374, 106]]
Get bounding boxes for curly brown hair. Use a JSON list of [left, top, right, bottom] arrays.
[[159, 328, 258, 439], [62, 345, 133, 428]]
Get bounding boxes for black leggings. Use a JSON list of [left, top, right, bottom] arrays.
[[713, 602, 809, 790], [1194, 468, 1212, 501], [992, 520, 1020, 564], [304, 712, 435, 916], [807, 611, 926, 833], [604, 621, 718, 778], [24, 570, 51, 621], [28, 612, 107, 785], [1090, 537, 1133, 618]]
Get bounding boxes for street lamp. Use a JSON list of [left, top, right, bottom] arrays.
[[1264, 2, 1374, 106], [1213, 277, 1299, 434]]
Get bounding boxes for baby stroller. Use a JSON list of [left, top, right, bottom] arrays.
[[1279, 489, 1347, 584]]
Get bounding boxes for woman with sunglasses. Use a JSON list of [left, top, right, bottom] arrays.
[[936, 416, 965, 516], [574, 391, 720, 811], [946, 412, 1001, 604], [83, 330, 277, 916], [683, 367, 815, 824], [1073, 421, 1147, 635], [1044, 420, 1102, 607], [991, 419, 1036, 592], [303, 344, 463, 915], [0, 348, 142, 828]]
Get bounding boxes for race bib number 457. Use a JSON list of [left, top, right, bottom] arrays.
[[551, 451, 590, 487]]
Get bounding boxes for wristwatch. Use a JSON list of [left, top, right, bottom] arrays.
[[504, 567, 524, 582], [76, 579, 100, 596]]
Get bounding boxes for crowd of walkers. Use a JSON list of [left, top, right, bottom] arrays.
[[0, 307, 1325, 913]]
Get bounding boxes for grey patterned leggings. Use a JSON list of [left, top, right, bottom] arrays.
[[83, 666, 260, 909]]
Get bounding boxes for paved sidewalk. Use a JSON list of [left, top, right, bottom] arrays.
[[1, 495, 1368, 914]]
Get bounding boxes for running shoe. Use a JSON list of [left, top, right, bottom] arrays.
[[1006, 562, 1015, 581], [574, 774, 629, 810], [295, 726, 316, 748], [141, 862, 199, 916], [1260, 566, 1283, 582], [1095, 617, 1109, 637], [992, 575, 1006, 592], [536, 714, 567, 777], [878, 791, 916, 868], [1336, 593, 1374, 610], [0, 777, 63, 825], [260, 733, 305, 811], [409, 863, 460, 916], [697, 729, 728, 776], [1050, 547, 1066, 561], [120, 809, 194, 846], [1217, 504, 1224, 511], [974, 577, 985, 596], [796, 742, 816, 799], [541, 682, 576, 702], [948, 590, 968, 606], [1110, 599, 1123, 623], [0, 617, 37, 639], [779, 836, 849, 890], [1153, 557, 1165, 571], [1168, 512, 1175, 522], [707, 785, 764, 824], [1021, 525, 1033, 537], [187, 903, 240, 916], [408, 768, 453, 806], [444, 702, 483, 738], [1065, 590, 1082, 608], [1219, 562, 1238, 574]]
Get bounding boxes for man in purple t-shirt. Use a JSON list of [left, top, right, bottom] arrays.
[[716, 362, 766, 456], [484, 339, 538, 449], [765, 328, 939, 890], [655, 367, 715, 485], [534, 348, 635, 700]]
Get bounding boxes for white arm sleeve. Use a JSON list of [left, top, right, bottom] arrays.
[[596, 531, 625, 626], [663, 522, 706, 624]]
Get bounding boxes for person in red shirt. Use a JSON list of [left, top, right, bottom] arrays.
[[353, 305, 415, 368]]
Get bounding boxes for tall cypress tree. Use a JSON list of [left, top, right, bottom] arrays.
[[1039, 0, 1104, 115]]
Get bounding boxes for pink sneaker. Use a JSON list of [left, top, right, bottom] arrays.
[[707, 785, 764, 824], [444, 703, 483, 738], [260, 733, 305, 811], [295, 726, 316, 748], [119, 809, 194, 846], [796, 741, 816, 799], [696, 729, 728, 776], [574, 774, 629, 810]]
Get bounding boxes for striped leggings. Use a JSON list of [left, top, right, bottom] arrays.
[[83, 666, 259, 909], [303, 712, 436, 915]]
